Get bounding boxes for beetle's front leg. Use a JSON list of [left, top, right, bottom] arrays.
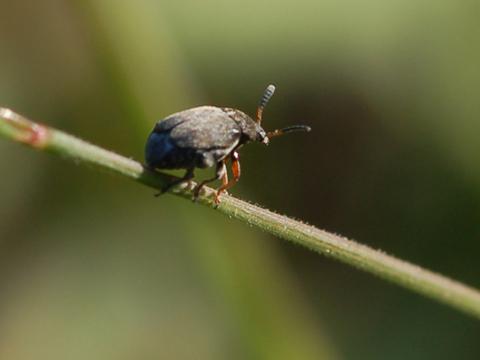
[[215, 151, 241, 204]]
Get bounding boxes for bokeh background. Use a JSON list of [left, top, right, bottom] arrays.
[[1, 1, 480, 359]]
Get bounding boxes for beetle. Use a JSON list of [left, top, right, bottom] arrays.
[[145, 85, 311, 204]]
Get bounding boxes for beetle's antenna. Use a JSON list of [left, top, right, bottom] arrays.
[[267, 125, 312, 138], [257, 84, 276, 124]]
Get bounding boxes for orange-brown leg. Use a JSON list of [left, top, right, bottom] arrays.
[[220, 158, 229, 186], [215, 151, 241, 204]]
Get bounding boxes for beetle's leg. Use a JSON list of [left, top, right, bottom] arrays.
[[221, 158, 229, 187], [193, 161, 227, 201], [155, 166, 195, 196], [215, 151, 241, 204]]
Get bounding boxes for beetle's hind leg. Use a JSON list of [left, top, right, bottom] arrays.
[[155, 166, 195, 197], [193, 161, 227, 201]]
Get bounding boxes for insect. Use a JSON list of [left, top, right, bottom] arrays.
[[145, 84, 311, 204]]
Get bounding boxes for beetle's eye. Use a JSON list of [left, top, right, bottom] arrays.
[[256, 128, 268, 144]]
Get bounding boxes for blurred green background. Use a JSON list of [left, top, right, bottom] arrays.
[[1, 1, 480, 359]]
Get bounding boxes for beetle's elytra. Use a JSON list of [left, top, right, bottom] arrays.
[[145, 85, 311, 204]]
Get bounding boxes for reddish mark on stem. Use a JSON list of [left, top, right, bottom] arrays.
[[26, 123, 49, 148], [0, 108, 50, 149]]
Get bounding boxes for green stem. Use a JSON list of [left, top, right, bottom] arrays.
[[2, 107, 480, 319]]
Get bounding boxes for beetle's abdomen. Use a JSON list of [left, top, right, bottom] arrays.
[[145, 130, 229, 170], [145, 131, 195, 169]]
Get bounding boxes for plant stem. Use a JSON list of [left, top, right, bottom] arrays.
[[2, 107, 480, 319]]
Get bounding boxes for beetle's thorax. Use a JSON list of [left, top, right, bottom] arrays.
[[222, 108, 268, 145]]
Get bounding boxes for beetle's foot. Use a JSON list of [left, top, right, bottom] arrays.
[[214, 190, 224, 206], [192, 191, 200, 203], [154, 182, 177, 197], [192, 184, 204, 202], [154, 188, 168, 197]]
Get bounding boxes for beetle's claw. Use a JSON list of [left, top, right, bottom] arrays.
[[155, 183, 173, 197], [214, 191, 223, 206], [191, 185, 203, 202]]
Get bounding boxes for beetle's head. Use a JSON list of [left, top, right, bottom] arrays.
[[223, 108, 268, 145]]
